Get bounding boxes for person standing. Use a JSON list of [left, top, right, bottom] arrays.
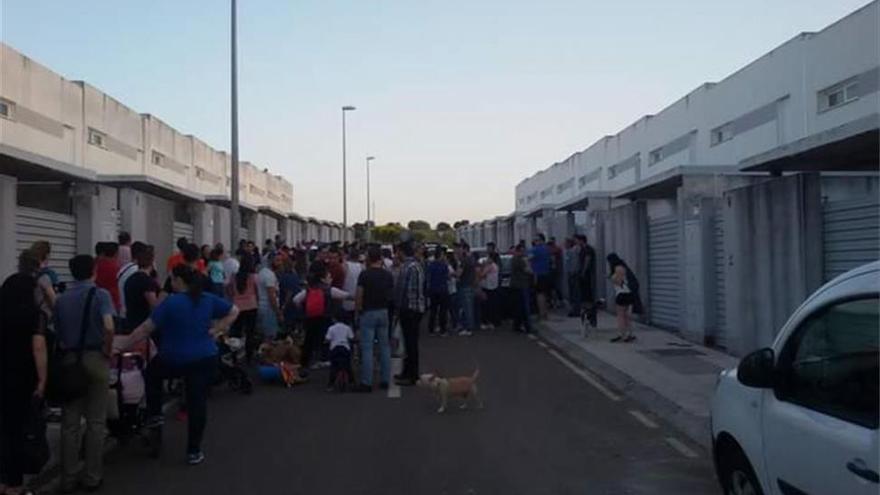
[[117, 241, 148, 320], [354, 246, 394, 392], [510, 244, 534, 334], [393, 242, 426, 386], [0, 251, 49, 495], [565, 238, 583, 317], [94, 242, 121, 312], [529, 234, 551, 320], [123, 245, 160, 334], [228, 256, 259, 363], [277, 254, 303, 337], [293, 265, 350, 369], [426, 247, 451, 336], [207, 247, 226, 297], [607, 253, 642, 343], [341, 249, 364, 325], [479, 253, 501, 330], [454, 243, 477, 336], [117, 231, 133, 266], [54, 255, 115, 492], [577, 235, 598, 327], [256, 255, 284, 341], [118, 265, 239, 465], [445, 251, 460, 332]]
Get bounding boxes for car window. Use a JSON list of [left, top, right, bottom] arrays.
[[776, 295, 879, 429]]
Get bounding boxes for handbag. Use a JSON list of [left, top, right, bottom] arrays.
[[49, 287, 96, 403], [22, 398, 50, 474]]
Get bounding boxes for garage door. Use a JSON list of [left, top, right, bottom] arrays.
[[16, 207, 77, 282], [823, 196, 880, 282], [713, 214, 728, 349], [648, 216, 681, 330], [172, 221, 195, 247]]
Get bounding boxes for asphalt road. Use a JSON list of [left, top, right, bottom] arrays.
[[98, 324, 719, 495]]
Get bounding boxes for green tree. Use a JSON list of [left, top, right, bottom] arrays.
[[436, 222, 452, 231], [407, 220, 431, 231], [453, 220, 470, 229], [372, 223, 404, 243]]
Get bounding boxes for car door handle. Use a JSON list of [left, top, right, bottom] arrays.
[[847, 459, 879, 483]]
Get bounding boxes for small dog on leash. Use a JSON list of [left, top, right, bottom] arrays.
[[417, 369, 483, 414]]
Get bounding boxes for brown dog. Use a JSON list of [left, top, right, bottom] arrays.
[[417, 369, 482, 413], [257, 337, 301, 366]]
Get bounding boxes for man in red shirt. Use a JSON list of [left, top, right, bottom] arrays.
[[328, 248, 346, 289], [167, 236, 205, 273], [94, 241, 121, 311]]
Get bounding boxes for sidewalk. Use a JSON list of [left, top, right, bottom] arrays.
[[536, 310, 738, 450]]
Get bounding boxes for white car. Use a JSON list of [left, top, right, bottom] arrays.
[[711, 261, 879, 495]]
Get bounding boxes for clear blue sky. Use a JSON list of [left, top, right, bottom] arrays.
[[2, 0, 868, 225]]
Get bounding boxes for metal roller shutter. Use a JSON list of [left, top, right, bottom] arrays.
[[15, 207, 77, 282], [172, 221, 195, 247], [713, 214, 728, 348], [823, 196, 880, 282], [648, 216, 681, 330]]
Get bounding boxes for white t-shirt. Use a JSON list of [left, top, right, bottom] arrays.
[[325, 322, 354, 350], [447, 265, 457, 295], [257, 267, 279, 311], [481, 262, 499, 291], [342, 261, 364, 311]]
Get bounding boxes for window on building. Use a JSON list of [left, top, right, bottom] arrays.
[[818, 78, 860, 113], [151, 151, 165, 166], [87, 128, 107, 148], [710, 123, 733, 146], [0, 98, 14, 120], [649, 148, 664, 165]]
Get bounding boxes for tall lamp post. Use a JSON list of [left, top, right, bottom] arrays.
[[341, 105, 356, 242], [366, 156, 375, 240], [229, 0, 241, 250]]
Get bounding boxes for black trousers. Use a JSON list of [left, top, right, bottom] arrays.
[[146, 356, 216, 454], [231, 308, 258, 363], [427, 292, 450, 333], [303, 317, 331, 366], [327, 346, 353, 386], [399, 309, 423, 380], [0, 387, 31, 486]]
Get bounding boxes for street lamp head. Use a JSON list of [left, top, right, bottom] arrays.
[[366, 156, 375, 161], [342, 105, 356, 111]]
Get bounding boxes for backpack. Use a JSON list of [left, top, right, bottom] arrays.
[[304, 287, 331, 319]]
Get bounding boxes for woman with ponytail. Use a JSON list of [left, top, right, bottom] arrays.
[[117, 264, 239, 466]]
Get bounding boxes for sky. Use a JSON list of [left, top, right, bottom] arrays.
[[1, 0, 869, 226]]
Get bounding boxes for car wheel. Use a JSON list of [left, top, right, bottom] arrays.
[[719, 443, 764, 495]]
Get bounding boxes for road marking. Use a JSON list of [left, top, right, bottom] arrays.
[[388, 357, 402, 399], [537, 341, 548, 349], [665, 437, 698, 458], [547, 349, 621, 401], [628, 410, 658, 429]]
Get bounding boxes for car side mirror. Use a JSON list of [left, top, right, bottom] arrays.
[[737, 348, 775, 388]]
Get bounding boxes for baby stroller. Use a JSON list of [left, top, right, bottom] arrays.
[[216, 336, 253, 395], [107, 350, 148, 441]]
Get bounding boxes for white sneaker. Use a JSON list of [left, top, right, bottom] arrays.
[[459, 330, 473, 337]]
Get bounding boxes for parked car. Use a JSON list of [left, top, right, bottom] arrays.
[[710, 261, 879, 495]]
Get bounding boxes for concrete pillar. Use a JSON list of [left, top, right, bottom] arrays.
[[679, 195, 716, 344], [564, 212, 576, 239], [213, 206, 231, 250], [73, 184, 102, 256], [0, 175, 17, 278], [246, 213, 258, 243], [192, 203, 214, 247], [602, 200, 648, 315], [120, 188, 148, 243]]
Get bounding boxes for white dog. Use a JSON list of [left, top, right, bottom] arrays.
[[417, 369, 483, 413]]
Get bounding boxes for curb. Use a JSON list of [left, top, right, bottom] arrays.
[[536, 321, 712, 451]]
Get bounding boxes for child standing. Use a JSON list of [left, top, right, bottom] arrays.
[[324, 320, 354, 391], [208, 247, 226, 297]]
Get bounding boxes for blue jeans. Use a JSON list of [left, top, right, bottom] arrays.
[[359, 309, 391, 386], [459, 287, 476, 331]]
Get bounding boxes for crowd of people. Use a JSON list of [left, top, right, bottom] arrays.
[[0, 229, 642, 494]]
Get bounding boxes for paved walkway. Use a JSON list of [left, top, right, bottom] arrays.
[[536, 310, 738, 450]]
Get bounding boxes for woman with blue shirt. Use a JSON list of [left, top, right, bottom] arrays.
[[117, 264, 239, 465]]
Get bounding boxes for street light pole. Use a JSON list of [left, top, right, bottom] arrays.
[[341, 105, 356, 242], [366, 156, 375, 241], [229, 0, 240, 250]]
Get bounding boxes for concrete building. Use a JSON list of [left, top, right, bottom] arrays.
[[459, 2, 879, 356], [0, 42, 343, 281]]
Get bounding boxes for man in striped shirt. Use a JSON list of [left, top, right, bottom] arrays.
[[393, 241, 425, 386]]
